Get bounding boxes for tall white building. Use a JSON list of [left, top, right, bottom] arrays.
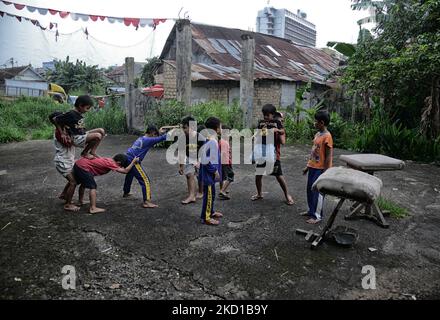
[[256, 7, 317, 47]]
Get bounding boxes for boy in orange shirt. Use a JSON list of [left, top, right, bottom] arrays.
[[302, 110, 333, 224]]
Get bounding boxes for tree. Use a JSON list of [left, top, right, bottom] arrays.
[[141, 56, 160, 87], [342, 0, 440, 138], [47, 56, 106, 94]]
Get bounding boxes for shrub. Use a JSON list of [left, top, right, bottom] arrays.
[[144, 100, 244, 129], [353, 110, 440, 162], [144, 100, 186, 128], [84, 105, 127, 134]]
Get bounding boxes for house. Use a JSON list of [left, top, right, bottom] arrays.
[[106, 62, 146, 86], [0, 65, 48, 97], [156, 22, 341, 122]]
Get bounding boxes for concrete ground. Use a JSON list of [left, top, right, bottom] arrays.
[[0, 135, 439, 300]]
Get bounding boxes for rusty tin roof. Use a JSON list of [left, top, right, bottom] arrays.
[[160, 22, 340, 86]]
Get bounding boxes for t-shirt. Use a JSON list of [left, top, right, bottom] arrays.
[[185, 132, 206, 162], [75, 157, 121, 176], [126, 134, 167, 162], [307, 131, 333, 169], [53, 133, 75, 168], [199, 138, 222, 185], [54, 110, 86, 136], [257, 119, 283, 161], [219, 139, 232, 165]]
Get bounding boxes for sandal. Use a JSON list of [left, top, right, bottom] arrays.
[[306, 218, 321, 225], [218, 193, 230, 200], [251, 194, 263, 201], [181, 199, 196, 205]]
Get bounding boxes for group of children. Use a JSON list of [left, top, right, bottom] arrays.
[[50, 95, 333, 226]]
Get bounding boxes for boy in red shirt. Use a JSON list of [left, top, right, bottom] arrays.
[[72, 154, 139, 214]]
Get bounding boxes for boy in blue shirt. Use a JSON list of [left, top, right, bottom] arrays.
[[123, 125, 171, 208], [199, 117, 223, 226]]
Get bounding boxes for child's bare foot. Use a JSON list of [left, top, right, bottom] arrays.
[[211, 212, 223, 218], [196, 193, 203, 199], [143, 201, 158, 208], [251, 194, 263, 201], [202, 219, 220, 226], [123, 193, 133, 198], [64, 204, 80, 212], [181, 197, 196, 205], [306, 218, 321, 224], [285, 195, 295, 206], [89, 207, 106, 214]]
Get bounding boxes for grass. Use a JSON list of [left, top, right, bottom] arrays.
[[0, 96, 70, 143], [377, 197, 409, 219], [0, 96, 127, 143]]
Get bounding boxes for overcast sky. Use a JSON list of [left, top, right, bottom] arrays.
[[0, 0, 366, 68]]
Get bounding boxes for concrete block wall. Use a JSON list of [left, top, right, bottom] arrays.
[[162, 63, 177, 100]]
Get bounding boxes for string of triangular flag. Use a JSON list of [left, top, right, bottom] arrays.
[[1, 11, 97, 43], [0, 10, 56, 31], [1, 0, 169, 29]]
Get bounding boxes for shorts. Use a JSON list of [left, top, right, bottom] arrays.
[[55, 161, 73, 178], [53, 138, 75, 178], [222, 165, 234, 182], [73, 164, 97, 189], [73, 132, 88, 148], [183, 163, 199, 176], [256, 160, 283, 176]]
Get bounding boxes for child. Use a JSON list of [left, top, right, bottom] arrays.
[[179, 116, 206, 205], [199, 117, 223, 226], [302, 110, 333, 224], [218, 125, 234, 200], [123, 125, 170, 208], [71, 154, 139, 214], [274, 111, 285, 126], [52, 95, 105, 159], [251, 104, 294, 205], [49, 111, 79, 212], [196, 124, 207, 198]]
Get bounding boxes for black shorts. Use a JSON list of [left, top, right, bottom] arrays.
[[256, 160, 283, 176], [222, 165, 234, 182], [73, 164, 97, 189]]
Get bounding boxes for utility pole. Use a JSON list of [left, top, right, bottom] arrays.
[[176, 19, 192, 106], [240, 34, 255, 128], [124, 57, 135, 132]]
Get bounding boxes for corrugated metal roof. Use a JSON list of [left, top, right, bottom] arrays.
[[160, 22, 341, 86], [0, 66, 29, 84]]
